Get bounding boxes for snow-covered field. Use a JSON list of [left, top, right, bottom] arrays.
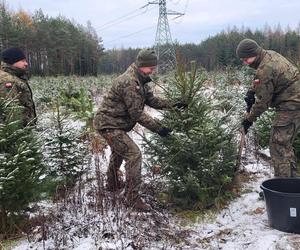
[[9, 98, 300, 250], [184, 151, 300, 250], [12, 131, 300, 250]]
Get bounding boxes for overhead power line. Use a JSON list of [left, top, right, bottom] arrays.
[[173, 0, 189, 21], [102, 0, 188, 50], [96, 4, 153, 32], [105, 24, 157, 46], [169, 0, 182, 5]]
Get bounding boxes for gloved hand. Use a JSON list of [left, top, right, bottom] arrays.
[[244, 90, 255, 113], [242, 119, 253, 134], [157, 127, 172, 137], [173, 101, 188, 110]]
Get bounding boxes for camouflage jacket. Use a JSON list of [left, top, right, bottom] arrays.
[[0, 63, 36, 126], [248, 49, 300, 122], [94, 63, 172, 133]]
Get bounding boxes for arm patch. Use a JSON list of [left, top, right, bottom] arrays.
[[5, 82, 13, 88]]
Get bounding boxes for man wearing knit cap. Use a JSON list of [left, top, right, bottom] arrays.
[[0, 47, 36, 127], [237, 38, 300, 177], [94, 48, 185, 211]]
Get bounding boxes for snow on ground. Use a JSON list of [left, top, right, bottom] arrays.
[[12, 109, 300, 250], [183, 147, 300, 250]]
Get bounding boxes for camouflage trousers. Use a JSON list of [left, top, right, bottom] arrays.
[[100, 129, 142, 202], [269, 111, 300, 177]]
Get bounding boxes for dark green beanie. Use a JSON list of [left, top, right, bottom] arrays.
[[236, 39, 261, 58], [1, 47, 26, 65], [136, 49, 157, 67]]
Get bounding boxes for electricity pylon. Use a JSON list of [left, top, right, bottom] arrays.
[[149, 0, 183, 73]]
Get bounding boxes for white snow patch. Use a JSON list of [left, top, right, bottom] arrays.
[[12, 101, 300, 250]]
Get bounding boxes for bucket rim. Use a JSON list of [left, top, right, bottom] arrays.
[[260, 177, 300, 197]]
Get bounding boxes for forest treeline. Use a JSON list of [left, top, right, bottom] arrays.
[[100, 25, 300, 73], [0, 2, 103, 75], [1, 1, 300, 75]]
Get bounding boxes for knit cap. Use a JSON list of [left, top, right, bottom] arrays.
[[136, 49, 157, 67], [1, 47, 26, 65], [236, 39, 261, 58]]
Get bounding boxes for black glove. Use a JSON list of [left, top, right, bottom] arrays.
[[173, 101, 188, 110], [242, 119, 253, 134], [157, 127, 172, 137], [244, 90, 255, 113]]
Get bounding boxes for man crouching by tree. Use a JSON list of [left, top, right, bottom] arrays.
[[94, 49, 185, 211], [0, 47, 36, 127]]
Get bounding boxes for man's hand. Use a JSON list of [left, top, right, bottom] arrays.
[[244, 90, 255, 113], [242, 119, 253, 134], [157, 127, 172, 137], [173, 101, 188, 110]]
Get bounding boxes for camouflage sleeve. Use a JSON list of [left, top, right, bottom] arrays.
[[137, 112, 162, 133], [121, 80, 146, 121], [144, 84, 172, 109], [248, 68, 274, 122], [15, 82, 36, 125]]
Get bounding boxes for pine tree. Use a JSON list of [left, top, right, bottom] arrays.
[[59, 85, 94, 130], [42, 99, 90, 197], [0, 97, 44, 235], [144, 62, 237, 209]]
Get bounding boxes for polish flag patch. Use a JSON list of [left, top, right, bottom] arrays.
[[5, 82, 13, 88], [254, 79, 260, 85]]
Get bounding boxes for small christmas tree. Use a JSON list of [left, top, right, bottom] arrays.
[[42, 99, 90, 197], [0, 97, 44, 235], [59, 85, 94, 130], [145, 61, 237, 209]]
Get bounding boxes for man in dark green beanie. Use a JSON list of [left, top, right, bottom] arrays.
[[236, 38, 262, 60], [94, 48, 185, 211], [237, 38, 300, 178]]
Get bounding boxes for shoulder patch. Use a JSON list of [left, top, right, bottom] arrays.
[[4, 82, 13, 88], [253, 79, 260, 85]]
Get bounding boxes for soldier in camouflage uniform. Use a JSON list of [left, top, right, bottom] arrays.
[[94, 49, 185, 211], [0, 47, 36, 127], [237, 38, 300, 177]]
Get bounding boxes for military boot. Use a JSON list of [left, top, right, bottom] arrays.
[[132, 196, 151, 212], [106, 169, 125, 192], [106, 180, 125, 192], [125, 191, 151, 212], [127, 196, 151, 212]]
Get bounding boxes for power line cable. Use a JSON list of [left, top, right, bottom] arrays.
[[96, 4, 148, 30], [172, 0, 189, 22], [105, 24, 156, 46], [169, 0, 182, 5], [183, 0, 189, 15], [97, 5, 156, 32], [96, 4, 154, 32], [103, 0, 190, 48]]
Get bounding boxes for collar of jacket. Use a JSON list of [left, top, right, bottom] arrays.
[[131, 63, 152, 85], [0, 62, 30, 80], [249, 48, 266, 69]]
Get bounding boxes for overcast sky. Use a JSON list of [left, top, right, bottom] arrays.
[[6, 0, 300, 50]]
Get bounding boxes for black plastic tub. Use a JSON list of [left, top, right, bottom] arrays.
[[261, 178, 300, 233]]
